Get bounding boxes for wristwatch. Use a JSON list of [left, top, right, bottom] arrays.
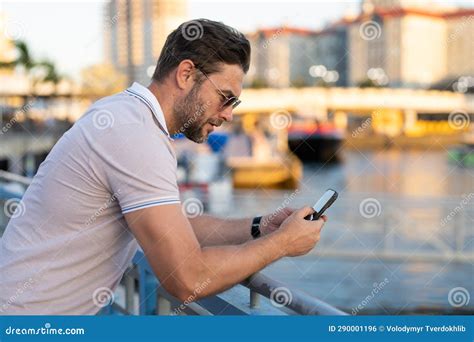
[[251, 216, 262, 239]]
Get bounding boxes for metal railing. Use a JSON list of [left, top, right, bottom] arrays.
[[103, 251, 347, 316], [0, 170, 32, 186]]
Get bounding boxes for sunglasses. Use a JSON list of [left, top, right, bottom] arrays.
[[195, 66, 241, 110]]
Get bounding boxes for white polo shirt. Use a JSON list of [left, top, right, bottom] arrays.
[[0, 83, 180, 314]]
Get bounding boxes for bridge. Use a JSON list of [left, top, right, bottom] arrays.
[[235, 87, 474, 115]]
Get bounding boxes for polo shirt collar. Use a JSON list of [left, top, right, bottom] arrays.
[[125, 82, 171, 139]]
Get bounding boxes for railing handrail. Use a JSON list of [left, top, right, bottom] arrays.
[[241, 272, 347, 315], [0, 170, 32, 186], [127, 251, 346, 316]]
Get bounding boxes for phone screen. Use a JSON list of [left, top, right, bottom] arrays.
[[305, 189, 338, 221], [313, 190, 337, 213]]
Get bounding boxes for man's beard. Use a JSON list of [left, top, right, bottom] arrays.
[[173, 83, 214, 143]]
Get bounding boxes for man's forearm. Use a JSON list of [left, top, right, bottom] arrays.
[[175, 230, 286, 300], [189, 214, 253, 246]]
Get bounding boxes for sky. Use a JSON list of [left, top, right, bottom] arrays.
[[1, 0, 473, 79]]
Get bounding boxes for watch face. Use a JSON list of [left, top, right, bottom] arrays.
[[251, 216, 262, 238]]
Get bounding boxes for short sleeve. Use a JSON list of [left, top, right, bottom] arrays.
[[93, 123, 180, 214]]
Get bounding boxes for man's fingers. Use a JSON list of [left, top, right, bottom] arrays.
[[283, 207, 297, 215], [320, 215, 328, 222], [295, 206, 315, 219]]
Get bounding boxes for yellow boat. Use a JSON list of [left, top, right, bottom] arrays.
[[225, 112, 303, 189], [227, 153, 302, 190]]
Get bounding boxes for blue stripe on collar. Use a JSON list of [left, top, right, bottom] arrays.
[[125, 89, 173, 141]]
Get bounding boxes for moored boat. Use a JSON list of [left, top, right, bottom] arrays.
[[227, 153, 302, 189], [288, 119, 344, 163]]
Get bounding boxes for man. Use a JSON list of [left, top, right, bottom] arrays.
[[0, 19, 326, 315]]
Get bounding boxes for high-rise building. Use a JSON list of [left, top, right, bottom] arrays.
[[104, 0, 187, 85]]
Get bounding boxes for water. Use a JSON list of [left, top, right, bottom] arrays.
[[211, 149, 474, 314]]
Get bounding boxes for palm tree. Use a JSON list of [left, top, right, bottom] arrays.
[[0, 40, 61, 88], [14, 40, 34, 70], [0, 40, 34, 70]]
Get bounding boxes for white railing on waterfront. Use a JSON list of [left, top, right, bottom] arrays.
[[107, 251, 347, 316]]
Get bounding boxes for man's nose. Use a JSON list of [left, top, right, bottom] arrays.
[[219, 106, 233, 122]]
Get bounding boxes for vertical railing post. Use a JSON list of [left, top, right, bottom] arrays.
[[250, 289, 260, 308], [124, 271, 135, 314], [157, 294, 172, 315]]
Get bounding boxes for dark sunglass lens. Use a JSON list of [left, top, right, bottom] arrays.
[[231, 99, 241, 109], [222, 98, 235, 108]]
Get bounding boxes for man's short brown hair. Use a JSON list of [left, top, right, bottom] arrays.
[[152, 19, 251, 81]]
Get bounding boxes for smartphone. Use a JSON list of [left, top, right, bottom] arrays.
[[304, 189, 338, 221]]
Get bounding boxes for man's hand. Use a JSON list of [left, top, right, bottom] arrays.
[[275, 206, 327, 257], [260, 207, 297, 235]]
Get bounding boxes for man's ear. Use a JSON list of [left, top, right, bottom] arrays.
[[175, 59, 195, 90]]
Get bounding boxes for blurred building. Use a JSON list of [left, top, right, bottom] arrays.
[[348, 0, 474, 88], [104, 0, 187, 85], [311, 21, 350, 87], [246, 26, 349, 88], [247, 0, 473, 90], [445, 11, 474, 81], [246, 27, 317, 88]]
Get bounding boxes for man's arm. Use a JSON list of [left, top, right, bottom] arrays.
[[188, 215, 252, 246], [188, 207, 297, 246], [125, 204, 325, 302]]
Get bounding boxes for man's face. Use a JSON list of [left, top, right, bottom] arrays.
[[173, 64, 244, 143]]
